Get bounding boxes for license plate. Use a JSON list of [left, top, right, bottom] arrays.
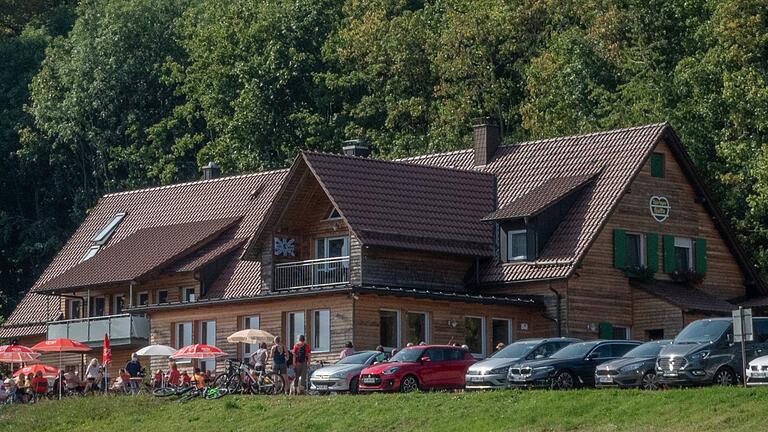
[[597, 376, 613, 383], [751, 372, 767, 378], [511, 375, 526, 382], [663, 372, 678, 377], [315, 384, 329, 390], [468, 376, 483, 382], [361, 377, 377, 384]]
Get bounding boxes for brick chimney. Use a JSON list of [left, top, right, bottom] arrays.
[[342, 139, 370, 157], [202, 161, 221, 180], [472, 117, 501, 166]]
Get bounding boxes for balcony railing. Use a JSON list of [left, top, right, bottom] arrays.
[[47, 314, 150, 348], [274, 256, 350, 290]]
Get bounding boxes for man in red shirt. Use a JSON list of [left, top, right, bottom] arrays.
[[292, 334, 311, 394], [30, 371, 48, 400]]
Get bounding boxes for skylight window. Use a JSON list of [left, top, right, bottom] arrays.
[[80, 245, 101, 262], [91, 212, 126, 245]]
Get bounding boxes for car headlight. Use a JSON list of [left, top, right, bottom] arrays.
[[489, 367, 509, 375], [330, 371, 347, 379], [382, 367, 400, 375], [532, 366, 554, 375], [619, 363, 642, 374], [687, 351, 711, 362]]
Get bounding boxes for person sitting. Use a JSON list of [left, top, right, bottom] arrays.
[[0, 379, 8, 404], [153, 369, 163, 389], [13, 374, 28, 403], [110, 369, 131, 393], [167, 363, 180, 387], [3, 379, 18, 404], [193, 368, 206, 389], [30, 371, 48, 401], [181, 371, 191, 386], [64, 371, 83, 393], [204, 369, 214, 384]]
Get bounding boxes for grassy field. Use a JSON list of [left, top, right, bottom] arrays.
[[1, 387, 767, 432]]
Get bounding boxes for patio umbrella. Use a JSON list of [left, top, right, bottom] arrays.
[[135, 344, 177, 357], [13, 364, 59, 379], [171, 344, 228, 359], [0, 345, 41, 364], [226, 329, 275, 345], [31, 338, 91, 399]]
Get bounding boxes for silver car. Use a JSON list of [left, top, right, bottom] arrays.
[[310, 351, 387, 393], [465, 338, 581, 390]]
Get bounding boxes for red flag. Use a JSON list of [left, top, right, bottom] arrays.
[[102, 333, 112, 366]]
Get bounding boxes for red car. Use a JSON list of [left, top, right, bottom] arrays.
[[358, 345, 476, 392]]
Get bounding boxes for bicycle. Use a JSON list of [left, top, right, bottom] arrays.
[[213, 359, 285, 395], [153, 385, 194, 398]]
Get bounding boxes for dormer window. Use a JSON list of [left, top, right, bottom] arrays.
[[507, 229, 528, 261], [326, 208, 341, 220]]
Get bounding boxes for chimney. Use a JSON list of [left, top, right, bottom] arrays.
[[472, 117, 501, 166], [342, 139, 370, 158], [202, 161, 221, 180]]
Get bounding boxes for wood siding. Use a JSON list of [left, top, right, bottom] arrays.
[[362, 247, 473, 291]]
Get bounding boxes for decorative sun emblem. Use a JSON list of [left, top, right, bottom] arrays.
[[274, 237, 296, 257]]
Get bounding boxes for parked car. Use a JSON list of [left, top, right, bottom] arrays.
[[309, 351, 387, 394], [358, 345, 475, 392], [657, 317, 768, 386], [507, 340, 641, 390], [595, 340, 672, 390], [746, 355, 768, 386], [465, 338, 581, 390]]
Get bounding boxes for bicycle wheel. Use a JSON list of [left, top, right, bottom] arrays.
[[261, 372, 285, 395], [153, 387, 178, 397], [178, 389, 200, 403], [212, 373, 230, 388]]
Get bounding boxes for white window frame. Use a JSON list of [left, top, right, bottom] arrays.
[[242, 315, 261, 361], [464, 315, 486, 358], [199, 320, 217, 372], [674, 237, 694, 270], [157, 290, 168, 304], [68, 299, 82, 319], [80, 245, 101, 263], [136, 291, 149, 306], [91, 212, 126, 245], [315, 236, 350, 259], [176, 322, 193, 348], [625, 232, 646, 267], [612, 326, 631, 340], [506, 229, 527, 261], [379, 309, 401, 351], [286, 311, 305, 347], [112, 294, 125, 315], [405, 311, 430, 344], [491, 318, 513, 347], [311, 309, 331, 353], [181, 287, 196, 303]]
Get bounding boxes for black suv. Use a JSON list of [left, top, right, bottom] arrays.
[[508, 340, 641, 389], [657, 317, 768, 386]]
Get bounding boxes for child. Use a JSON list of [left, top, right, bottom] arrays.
[[193, 368, 206, 389], [153, 369, 163, 389], [181, 371, 191, 386], [30, 371, 48, 400]]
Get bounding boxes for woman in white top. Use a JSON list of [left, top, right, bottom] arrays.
[[85, 358, 100, 392]]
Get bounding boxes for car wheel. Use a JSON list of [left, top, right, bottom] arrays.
[[713, 368, 737, 386], [640, 371, 660, 390], [349, 377, 359, 395], [400, 375, 419, 393], [551, 371, 575, 390]]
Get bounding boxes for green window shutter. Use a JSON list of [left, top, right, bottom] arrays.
[[695, 238, 707, 273], [646, 233, 659, 272], [599, 322, 613, 339], [613, 229, 626, 269], [663, 235, 676, 273], [651, 153, 665, 178]]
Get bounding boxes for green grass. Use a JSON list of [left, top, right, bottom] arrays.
[[2, 387, 767, 431]]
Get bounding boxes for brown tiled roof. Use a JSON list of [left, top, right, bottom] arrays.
[[302, 151, 496, 256], [0, 292, 61, 338], [631, 280, 736, 314], [35, 218, 240, 292], [482, 174, 597, 221], [404, 123, 669, 282], [165, 238, 246, 273]]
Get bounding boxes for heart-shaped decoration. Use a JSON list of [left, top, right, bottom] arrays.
[[649, 196, 671, 222]]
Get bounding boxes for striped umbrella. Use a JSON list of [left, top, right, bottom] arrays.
[[171, 344, 228, 359], [13, 364, 59, 378], [0, 345, 41, 363]]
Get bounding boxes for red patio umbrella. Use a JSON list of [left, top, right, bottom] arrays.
[[13, 364, 59, 379], [170, 344, 228, 359], [0, 345, 41, 363], [31, 338, 91, 399]]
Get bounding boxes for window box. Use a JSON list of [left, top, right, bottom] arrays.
[[670, 269, 705, 285], [622, 265, 655, 282]]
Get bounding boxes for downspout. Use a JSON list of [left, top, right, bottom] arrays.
[[129, 281, 135, 308], [548, 284, 563, 337]]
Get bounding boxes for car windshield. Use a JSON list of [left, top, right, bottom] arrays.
[[550, 342, 597, 359], [623, 342, 666, 358], [388, 348, 424, 363], [337, 352, 374, 365], [491, 341, 540, 359], [674, 320, 731, 344]]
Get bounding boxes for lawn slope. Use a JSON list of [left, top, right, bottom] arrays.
[[2, 387, 766, 432]]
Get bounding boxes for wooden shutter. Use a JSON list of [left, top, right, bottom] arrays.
[[613, 229, 626, 269], [599, 322, 613, 339], [663, 235, 676, 273], [651, 153, 665, 178], [646, 233, 659, 272], [695, 238, 707, 273]]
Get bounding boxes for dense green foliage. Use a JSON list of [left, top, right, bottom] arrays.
[[2, 0, 768, 316], [3, 388, 768, 431]]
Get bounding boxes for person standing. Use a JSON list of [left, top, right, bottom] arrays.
[[85, 358, 100, 393], [291, 334, 311, 395], [250, 342, 268, 373], [339, 341, 354, 360], [125, 353, 142, 392], [270, 336, 289, 394]]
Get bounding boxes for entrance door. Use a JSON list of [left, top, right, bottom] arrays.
[[315, 237, 349, 285]]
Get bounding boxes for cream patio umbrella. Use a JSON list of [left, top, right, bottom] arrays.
[[226, 329, 276, 345]]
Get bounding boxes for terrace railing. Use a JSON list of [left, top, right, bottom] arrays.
[[274, 256, 350, 290], [47, 313, 150, 348]]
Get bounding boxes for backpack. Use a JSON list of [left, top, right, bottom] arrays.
[[296, 344, 307, 363]]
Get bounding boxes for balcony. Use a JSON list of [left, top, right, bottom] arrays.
[[47, 314, 150, 348], [274, 256, 350, 290]]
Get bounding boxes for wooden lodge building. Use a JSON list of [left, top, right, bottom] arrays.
[[2, 122, 767, 375]]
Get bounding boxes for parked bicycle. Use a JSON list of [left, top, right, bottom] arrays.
[[213, 359, 285, 395]]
